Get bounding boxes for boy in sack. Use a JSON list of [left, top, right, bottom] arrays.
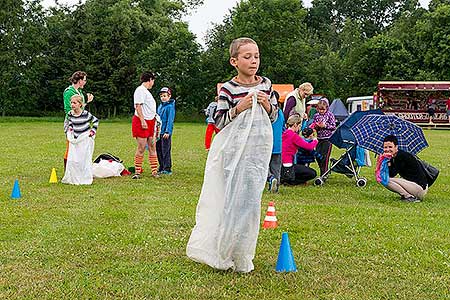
[[187, 37, 278, 273]]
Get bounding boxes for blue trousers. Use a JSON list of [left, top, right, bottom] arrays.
[[156, 136, 172, 172]]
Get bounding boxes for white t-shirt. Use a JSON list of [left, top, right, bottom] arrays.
[[134, 84, 156, 120]]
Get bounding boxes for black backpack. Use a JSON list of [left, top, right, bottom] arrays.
[[94, 153, 123, 164], [416, 158, 439, 187]]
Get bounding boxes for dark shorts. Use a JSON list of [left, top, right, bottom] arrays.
[[132, 115, 155, 138]]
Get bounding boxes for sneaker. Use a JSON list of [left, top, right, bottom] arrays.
[[151, 172, 160, 178], [270, 178, 278, 193], [267, 176, 274, 192], [403, 196, 421, 203], [131, 173, 140, 179], [160, 170, 173, 175], [267, 177, 278, 193]]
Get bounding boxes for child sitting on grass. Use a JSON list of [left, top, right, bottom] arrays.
[[296, 127, 322, 166]]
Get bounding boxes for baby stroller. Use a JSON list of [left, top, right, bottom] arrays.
[[314, 109, 384, 187]]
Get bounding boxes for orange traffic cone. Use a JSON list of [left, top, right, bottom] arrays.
[[263, 201, 278, 229]]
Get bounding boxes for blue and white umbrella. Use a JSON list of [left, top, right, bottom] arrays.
[[350, 114, 428, 155]]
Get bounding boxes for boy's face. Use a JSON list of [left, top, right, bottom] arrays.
[[70, 99, 82, 110], [230, 43, 260, 77], [160, 92, 170, 102]]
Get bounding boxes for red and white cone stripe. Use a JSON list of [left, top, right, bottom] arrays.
[[263, 202, 278, 229]]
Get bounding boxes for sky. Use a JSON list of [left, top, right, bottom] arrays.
[[42, 0, 431, 46]]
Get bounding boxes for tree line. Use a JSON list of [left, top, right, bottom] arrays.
[[1, 0, 450, 117]]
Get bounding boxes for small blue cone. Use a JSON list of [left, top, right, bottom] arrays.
[[11, 179, 22, 199], [275, 232, 297, 272]]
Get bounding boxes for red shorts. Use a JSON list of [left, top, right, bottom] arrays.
[[132, 115, 155, 138]]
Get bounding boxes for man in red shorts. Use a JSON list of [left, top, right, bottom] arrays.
[[131, 71, 159, 179]]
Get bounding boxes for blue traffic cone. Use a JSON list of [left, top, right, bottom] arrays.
[[275, 232, 297, 272], [11, 179, 22, 199]]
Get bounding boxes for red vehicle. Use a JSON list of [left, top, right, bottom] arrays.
[[376, 81, 450, 123]]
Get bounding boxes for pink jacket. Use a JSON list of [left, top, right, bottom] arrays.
[[282, 129, 318, 164]]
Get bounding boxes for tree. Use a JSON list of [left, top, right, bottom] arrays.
[[0, 0, 48, 116], [413, 4, 450, 79], [201, 0, 315, 105], [308, 0, 420, 41], [42, 0, 204, 117], [139, 21, 203, 113]]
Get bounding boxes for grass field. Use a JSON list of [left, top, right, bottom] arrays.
[[0, 119, 449, 299]]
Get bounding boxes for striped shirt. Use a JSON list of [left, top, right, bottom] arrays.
[[64, 110, 99, 138], [215, 76, 278, 130]]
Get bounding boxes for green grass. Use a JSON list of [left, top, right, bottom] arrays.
[[0, 120, 449, 299]]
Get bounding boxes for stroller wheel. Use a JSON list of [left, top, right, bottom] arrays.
[[314, 177, 324, 186], [356, 177, 367, 187]]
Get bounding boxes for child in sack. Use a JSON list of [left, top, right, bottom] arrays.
[[295, 127, 322, 166], [62, 94, 99, 185], [186, 37, 279, 273]]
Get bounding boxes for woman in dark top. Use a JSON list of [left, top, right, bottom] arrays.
[[383, 135, 428, 202]]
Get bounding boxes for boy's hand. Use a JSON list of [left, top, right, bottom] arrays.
[[163, 133, 170, 139], [141, 119, 148, 129], [235, 93, 253, 113], [89, 130, 96, 137], [256, 91, 268, 104], [256, 91, 271, 113]]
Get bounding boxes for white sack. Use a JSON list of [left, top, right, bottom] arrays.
[[62, 131, 95, 185], [92, 159, 125, 178], [186, 92, 273, 273]]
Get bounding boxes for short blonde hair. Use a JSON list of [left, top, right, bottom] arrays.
[[299, 82, 314, 96], [286, 114, 302, 127], [229, 37, 257, 58], [70, 94, 83, 105]]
